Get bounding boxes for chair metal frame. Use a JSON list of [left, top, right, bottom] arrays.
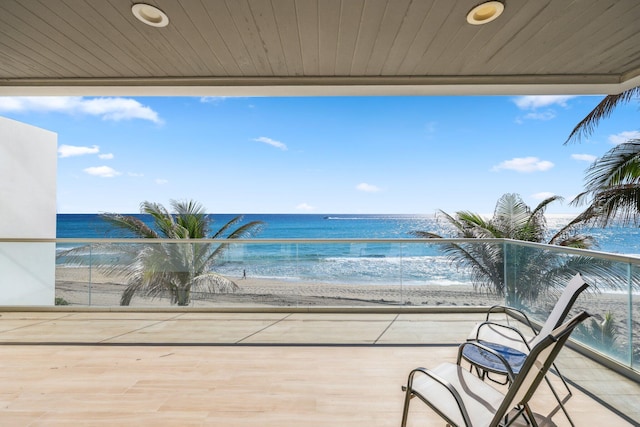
[[465, 273, 589, 426], [400, 311, 591, 427]]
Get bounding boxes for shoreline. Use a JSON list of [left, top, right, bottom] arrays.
[[55, 267, 636, 318], [55, 268, 506, 308]]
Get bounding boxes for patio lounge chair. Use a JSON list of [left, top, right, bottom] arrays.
[[462, 273, 589, 426], [400, 311, 590, 427], [467, 273, 589, 355]]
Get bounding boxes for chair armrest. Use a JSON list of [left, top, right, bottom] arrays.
[[404, 367, 472, 427], [470, 321, 532, 351], [457, 341, 516, 381], [485, 305, 537, 335]]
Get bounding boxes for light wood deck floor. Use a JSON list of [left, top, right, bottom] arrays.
[[0, 311, 636, 426]]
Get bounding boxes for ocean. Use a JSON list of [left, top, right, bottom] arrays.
[[57, 213, 453, 239], [56, 214, 640, 287], [56, 213, 640, 252]]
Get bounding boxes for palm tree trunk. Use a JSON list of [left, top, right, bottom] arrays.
[[176, 287, 190, 306]]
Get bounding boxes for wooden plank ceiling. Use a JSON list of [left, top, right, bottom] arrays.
[[0, 0, 639, 96]]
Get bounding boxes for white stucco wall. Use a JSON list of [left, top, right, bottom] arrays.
[[0, 116, 57, 305]]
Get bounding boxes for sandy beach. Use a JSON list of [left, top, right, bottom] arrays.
[[55, 266, 508, 308], [55, 267, 637, 322]]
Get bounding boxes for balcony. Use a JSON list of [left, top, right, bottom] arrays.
[[0, 238, 639, 424], [3, 1, 640, 424], [0, 310, 636, 425]]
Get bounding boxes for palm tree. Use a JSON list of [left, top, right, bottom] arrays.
[[100, 200, 264, 306], [575, 312, 620, 353], [566, 87, 640, 226], [412, 193, 598, 305]]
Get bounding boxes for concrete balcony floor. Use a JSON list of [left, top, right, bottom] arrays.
[[0, 310, 637, 426]]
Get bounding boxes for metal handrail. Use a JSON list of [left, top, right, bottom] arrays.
[[0, 236, 636, 263]]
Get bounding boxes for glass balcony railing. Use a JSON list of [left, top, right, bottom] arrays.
[[1, 237, 638, 375], [503, 240, 640, 372], [53, 238, 508, 308]]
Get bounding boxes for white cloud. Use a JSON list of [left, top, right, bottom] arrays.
[[571, 153, 597, 162], [98, 153, 114, 160], [531, 192, 556, 200], [513, 96, 576, 123], [58, 144, 99, 158], [83, 166, 121, 178], [0, 96, 78, 112], [513, 95, 576, 110], [356, 183, 381, 192], [295, 203, 315, 211], [0, 97, 24, 111], [253, 136, 288, 150], [608, 130, 640, 145], [155, 178, 169, 185], [492, 157, 554, 173], [523, 111, 556, 121], [0, 96, 162, 123], [81, 97, 161, 123]]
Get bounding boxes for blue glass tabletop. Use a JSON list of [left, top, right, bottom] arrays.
[[461, 340, 527, 375]]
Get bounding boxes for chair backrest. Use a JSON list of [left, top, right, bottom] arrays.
[[529, 273, 589, 347], [490, 311, 591, 427]]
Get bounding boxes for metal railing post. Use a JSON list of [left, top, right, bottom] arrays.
[[628, 262, 633, 368], [503, 241, 509, 306], [400, 243, 404, 304], [88, 244, 92, 306]]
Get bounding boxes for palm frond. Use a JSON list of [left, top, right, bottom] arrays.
[[492, 193, 532, 238], [584, 141, 640, 189], [525, 196, 562, 243], [565, 87, 640, 144], [171, 199, 209, 238], [171, 199, 205, 216], [426, 208, 507, 294], [211, 215, 244, 239], [582, 184, 640, 226], [438, 241, 504, 294], [548, 208, 597, 245], [530, 195, 563, 217], [455, 211, 502, 238], [410, 231, 443, 238], [225, 220, 265, 239], [120, 281, 143, 306], [190, 272, 239, 294], [435, 210, 469, 235], [547, 255, 634, 291], [570, 189, 592, 207], [555, 234, 596, 249], [140, 201, 176, 238], [210, 220, 265, 261], [456, 211, 490, 228], [99, 213, 158, 238]]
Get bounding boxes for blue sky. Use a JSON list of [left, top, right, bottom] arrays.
[[1, 95, 638, 215]]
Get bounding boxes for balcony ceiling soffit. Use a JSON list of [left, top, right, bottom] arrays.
[[1, 0, 640, 96]]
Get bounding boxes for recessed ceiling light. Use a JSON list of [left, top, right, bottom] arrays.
[[466, 1, 504, 25], [131, 3, 169, 28]]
